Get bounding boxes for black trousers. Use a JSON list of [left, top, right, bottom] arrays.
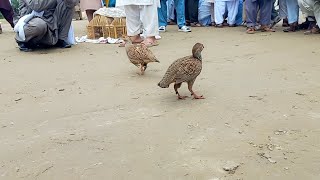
[[0, 8, 14, 28], [185, 0, 199, 23]]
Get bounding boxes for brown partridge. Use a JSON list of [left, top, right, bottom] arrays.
[[124, 37, 160, 75], [158, 43, 205, 100]]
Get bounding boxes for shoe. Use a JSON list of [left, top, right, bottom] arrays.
[[56, 40, 71, 48], [228, 24, 237, 27], [282, 18, 289, 27], [283, 22, 299, 32], [18, 42, 32, 52], [0, 24, 2, 34], [215, 24, 223, 28], [178, 26, 191, 32], [158, 26, 166, 32]]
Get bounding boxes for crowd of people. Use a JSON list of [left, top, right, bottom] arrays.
[[0, 0, 319, 51], [119, 0, 320, 46]]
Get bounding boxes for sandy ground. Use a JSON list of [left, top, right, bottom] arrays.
[[1, 19, 320, 180]]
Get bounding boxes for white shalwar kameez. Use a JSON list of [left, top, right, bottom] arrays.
[[116, 0, 160, 37], [214, 0, 239, 25]]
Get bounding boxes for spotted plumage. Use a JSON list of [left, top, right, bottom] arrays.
[[124, 38, 159, 75], [158, 43, 205, 99]]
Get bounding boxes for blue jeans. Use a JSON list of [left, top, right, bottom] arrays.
[[235, 0, 243, 25], [158, 0, 186, 28], [284, 0, 299, 23]]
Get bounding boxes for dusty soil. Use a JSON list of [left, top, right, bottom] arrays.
[[1, 20, 320, 180]]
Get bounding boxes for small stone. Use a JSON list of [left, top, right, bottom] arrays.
[[284, 157, 288, 160], [59, 89, 65, 91], [10, 122, 14, 125], [267, 158, 277, 164], [284, 167, 289, 170], [152, 114, 162, 117], [274, 129, 287, 135], [223, 161, 240, 174], [15, 167, 20, 172], [15, 98, 22, 102], [267, 144, 274, 151]]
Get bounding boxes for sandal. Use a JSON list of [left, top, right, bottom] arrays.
[[261, 26, 275, 32], [304, 25, 320, 35], [190, 22, 202, 27], [246, 27, 255, 34]]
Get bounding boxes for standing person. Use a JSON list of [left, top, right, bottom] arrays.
[[185, 0, 201, 27], [298, 0, 320, 34], [279, 0, 289, 27], [245, 0, 275, 34], [214, 0, 239, 27], [270, 0, 281, 28], [116, 0, 160, 47], [235, 0, 244, 26], [0, 0, 14, 34], [158, 0, 191, 32], [198, 0, 214, 26], [282, 0, 300, 32], [80, 0, 103, 22]]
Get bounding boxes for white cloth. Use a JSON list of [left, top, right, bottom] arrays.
[[214, 0, 239, 24], [93, 7, 126, 18], [122, 0, 159, 37], [116, 0, 160, 7], [199, 0, 214, 26], [14, 11, 44, 41]]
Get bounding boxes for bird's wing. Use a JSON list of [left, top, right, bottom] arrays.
[[174, 58, 202, 84], [138, 45, 158, 63]]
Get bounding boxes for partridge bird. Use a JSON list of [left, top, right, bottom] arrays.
[[124, 37, 160, 75], [158, 43, 205, 100]]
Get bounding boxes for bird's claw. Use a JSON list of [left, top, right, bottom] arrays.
[[178, 95, 188, 100], [192, 95, 205, 99]]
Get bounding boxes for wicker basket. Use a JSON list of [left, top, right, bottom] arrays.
[[87, 15, 127, 39]]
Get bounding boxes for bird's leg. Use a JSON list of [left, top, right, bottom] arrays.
[[139, 64, 145, 75], [143, 64, 148, 71], [188, 82, 205, 99], [174, 83, 188, 100]]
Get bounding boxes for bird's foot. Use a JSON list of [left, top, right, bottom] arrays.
[[192, 94, 205, 100], [178, 95, 188, 100]]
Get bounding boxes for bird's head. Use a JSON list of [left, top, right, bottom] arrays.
[[122, 36, 132, 44], [192, 43, 204, 60]]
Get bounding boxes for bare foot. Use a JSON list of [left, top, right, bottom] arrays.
[[141, 37, 159, 47]]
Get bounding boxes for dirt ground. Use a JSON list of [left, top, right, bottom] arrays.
[[1, 19, 320, 180]]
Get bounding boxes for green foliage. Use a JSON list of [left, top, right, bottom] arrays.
[[11, 0, 20, 15]]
